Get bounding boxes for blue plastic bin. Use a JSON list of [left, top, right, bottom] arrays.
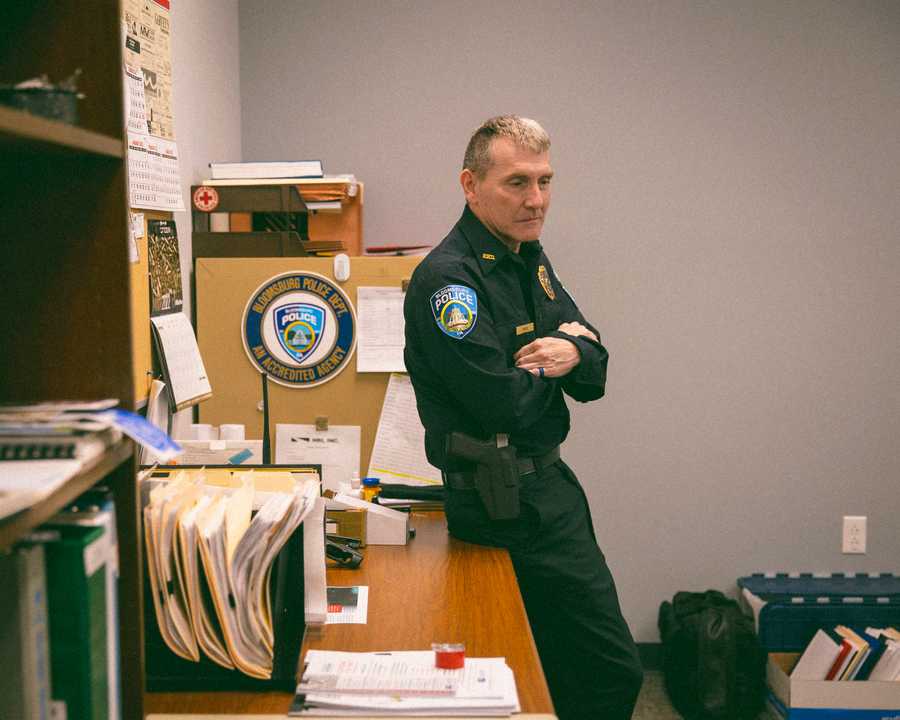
[[737, 573, 900, 652]]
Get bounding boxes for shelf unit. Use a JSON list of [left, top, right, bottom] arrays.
[[1, 3, 145, 719]]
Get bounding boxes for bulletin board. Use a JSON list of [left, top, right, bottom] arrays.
[[195, 256, 422, 475]]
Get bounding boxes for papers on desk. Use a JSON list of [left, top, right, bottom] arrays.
[[367, 374, 441, 486], [143, 469, 319, 678], [290, 650, 520, 716]]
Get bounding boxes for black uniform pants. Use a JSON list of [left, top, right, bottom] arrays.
[[444, 460, 643, 720]]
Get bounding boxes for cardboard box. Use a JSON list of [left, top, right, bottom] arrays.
[[330, 493, 409, 545], [768, 653, 900, 719], [325, 508, 367, 546]]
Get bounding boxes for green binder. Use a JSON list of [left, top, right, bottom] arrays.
[[44, 524, 109, 720]]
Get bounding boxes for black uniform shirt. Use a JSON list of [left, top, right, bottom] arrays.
[[403, 205, 609, 470]]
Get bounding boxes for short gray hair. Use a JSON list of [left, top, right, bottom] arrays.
[[463, 115, 551, 177]]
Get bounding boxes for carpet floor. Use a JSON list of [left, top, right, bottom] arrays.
[[632, 671, 778, 719]]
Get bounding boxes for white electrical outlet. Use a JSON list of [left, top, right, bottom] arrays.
[[842, 515, 867, 554]]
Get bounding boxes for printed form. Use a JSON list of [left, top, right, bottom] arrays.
[[366, 374, 441, 486]]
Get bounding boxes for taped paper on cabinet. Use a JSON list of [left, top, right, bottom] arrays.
[[367, 374, 441, 486]]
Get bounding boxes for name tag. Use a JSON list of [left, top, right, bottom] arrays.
[[515, 322, 535, 336]]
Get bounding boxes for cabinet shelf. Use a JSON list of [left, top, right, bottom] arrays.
[[0, 439, 134, 552], [2, 3, 144, 717], [0, 104, 124, 158]]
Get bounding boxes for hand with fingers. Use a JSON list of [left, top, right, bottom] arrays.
[[557, 321, 598, 343], [514, 321, 598, 378], [514, 336, 581, 378]]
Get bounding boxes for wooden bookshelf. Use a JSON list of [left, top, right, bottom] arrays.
[[0, 2, 145, 719], [0, 104, 125, 158]]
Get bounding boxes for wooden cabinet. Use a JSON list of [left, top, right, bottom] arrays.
[[1, 2, 145, 718]]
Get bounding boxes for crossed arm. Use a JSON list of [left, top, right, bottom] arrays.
[[513, 321, 598, 378]]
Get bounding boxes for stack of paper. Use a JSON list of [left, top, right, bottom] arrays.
[[208, 160, 324, 180], [0, 401, 123, 463], [0, 460, 83, 519], [0, 400, 182, 519], [143, 469, 319, 678], [290, 650, 520, 716]]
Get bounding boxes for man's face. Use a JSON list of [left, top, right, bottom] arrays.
[[461, 137, 553, 250]]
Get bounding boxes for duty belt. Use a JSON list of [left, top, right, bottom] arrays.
[[444, 446, 560, 490]]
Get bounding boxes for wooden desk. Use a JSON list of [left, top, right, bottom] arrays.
[[145, 511, 554, 717]]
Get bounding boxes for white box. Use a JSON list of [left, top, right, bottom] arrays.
[[768, 653, 900, 719]]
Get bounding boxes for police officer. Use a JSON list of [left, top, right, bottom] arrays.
[[403, 115, 643, 719]]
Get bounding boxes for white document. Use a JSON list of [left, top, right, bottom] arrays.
[[150, 312, 212, 412], [367, 374, 441, 486], [276, 424, 360, 493], [176, 440, 263, 466], [140, 378, 170, 465], [325, 586, 368, 625], [128, 211, 144, 263], [355, 286, 407, 372], [0, 460, 82, 520]]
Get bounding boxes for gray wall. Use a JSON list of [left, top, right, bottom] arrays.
[[170, 1, 242, 433], [238, 0, 900, 641], [171, 0, 243, 317]]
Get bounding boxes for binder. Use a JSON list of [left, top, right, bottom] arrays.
[[43, 524, 109, 720], [50, 491, 122, 720], [0, 543, 51, 720]]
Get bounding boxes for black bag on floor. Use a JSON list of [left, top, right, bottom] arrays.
[[658, 589, 766, 720]]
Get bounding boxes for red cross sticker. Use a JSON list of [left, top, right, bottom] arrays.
[[193, 185, 219, 212]]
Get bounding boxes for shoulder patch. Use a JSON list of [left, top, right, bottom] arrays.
[[430, 284, 478, 339]]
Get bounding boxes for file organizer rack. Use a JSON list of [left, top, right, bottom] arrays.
[[143, 465, 319, 691], [191, 183, 311, 259], [191, 180, 364, 260], [738, 573, 900, 652]]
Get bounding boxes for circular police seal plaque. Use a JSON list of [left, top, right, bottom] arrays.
[[242, 271, 356, 388]]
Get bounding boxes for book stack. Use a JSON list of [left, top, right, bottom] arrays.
[[0, 401, 123, 521], [791, 625, 900, 682]]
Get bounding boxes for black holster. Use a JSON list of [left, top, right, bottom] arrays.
[[445, 432, 520, 520]]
